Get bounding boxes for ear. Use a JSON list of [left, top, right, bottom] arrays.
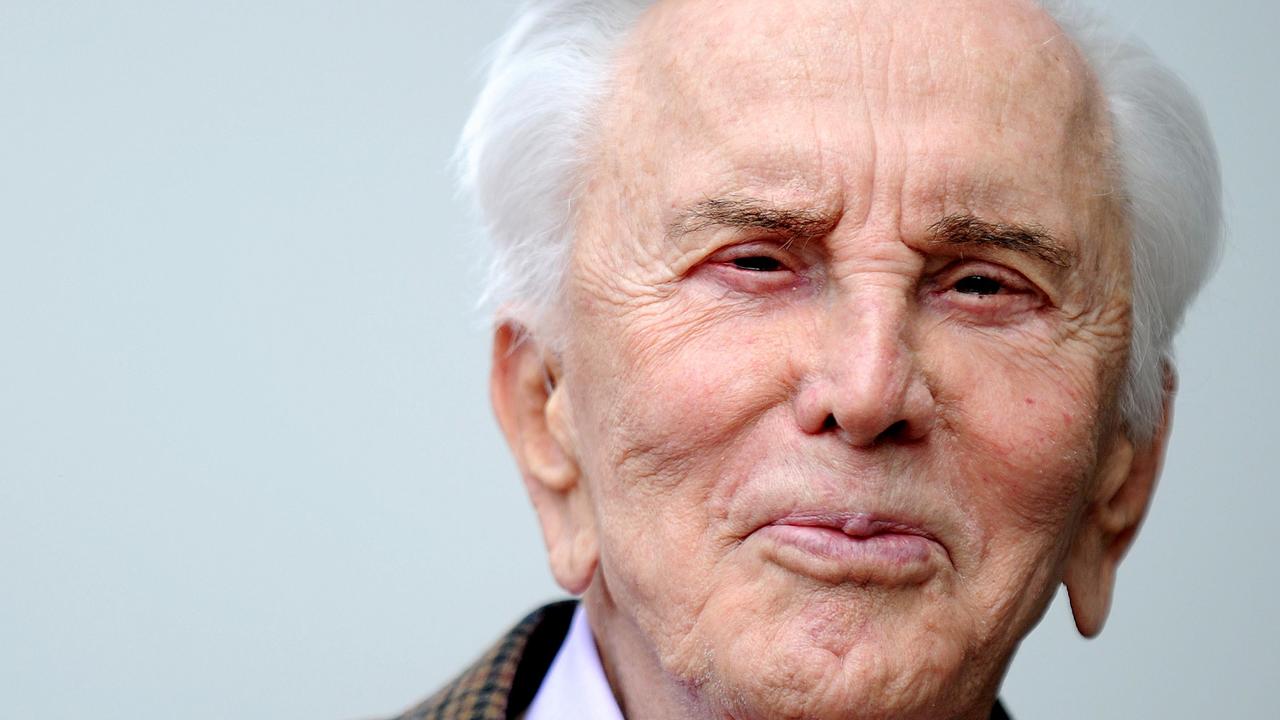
[[1064, 367, 1176, 637], [490, 322, 598, 595]]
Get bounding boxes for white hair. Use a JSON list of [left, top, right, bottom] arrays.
[[458, 0, 1222, 443]]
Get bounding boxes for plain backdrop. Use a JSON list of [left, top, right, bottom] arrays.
[[1, 1, 1276, 718]]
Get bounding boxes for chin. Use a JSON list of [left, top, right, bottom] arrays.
[[682, 586, 991, 720]]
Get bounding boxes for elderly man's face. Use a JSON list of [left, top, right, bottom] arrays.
[[494, 0, 1165, 718]]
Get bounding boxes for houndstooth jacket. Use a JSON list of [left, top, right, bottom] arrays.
[[391, 600, 1013, 720]]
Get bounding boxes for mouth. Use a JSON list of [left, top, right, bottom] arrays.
[[752, 511, 944, 586]]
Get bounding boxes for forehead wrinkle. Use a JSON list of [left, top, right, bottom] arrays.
[[614, 0, 1107, 144], [589, 0, 1121, 283], [622, 0, 870, 143]]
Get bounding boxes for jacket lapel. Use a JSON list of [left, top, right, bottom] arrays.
[[392, 601, 575, 720]]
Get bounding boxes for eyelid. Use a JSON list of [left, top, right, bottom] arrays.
[[928, 248, 1071, 307], [706, 240, 805, 271], [934, 259, 1036, 293], [921, 258, 1050, 324], [695, 240, 815, 295], [711, 239, 797, 259]]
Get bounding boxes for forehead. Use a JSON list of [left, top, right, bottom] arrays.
[[591, 0, 1110, 243]]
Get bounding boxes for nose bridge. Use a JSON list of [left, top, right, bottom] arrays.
[[827, 279, 912, 410], [805, 258, 932, 445]]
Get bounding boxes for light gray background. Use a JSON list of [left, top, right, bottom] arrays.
[[1, 1, 1275, 718]]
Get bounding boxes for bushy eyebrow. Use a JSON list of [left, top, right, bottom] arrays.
[[666, 197, 839, 242], [928, 213, 1074, 268], [668, 199, 1075, 269]]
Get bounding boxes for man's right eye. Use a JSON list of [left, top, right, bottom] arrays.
[[731, 256, 785, 272], [697, 243, 809, 294]]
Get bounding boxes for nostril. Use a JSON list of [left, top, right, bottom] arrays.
[[822, 414, 839, 431], [875, 419, 910, 443]]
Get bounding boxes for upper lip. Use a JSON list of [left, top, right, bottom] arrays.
[[765, 510, 944, 547]]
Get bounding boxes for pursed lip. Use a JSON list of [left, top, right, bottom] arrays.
[[765, 511, 941, 544], [751, 510, 951, 583]]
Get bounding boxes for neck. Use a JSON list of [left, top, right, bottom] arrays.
[[581, 585, 711, 720]]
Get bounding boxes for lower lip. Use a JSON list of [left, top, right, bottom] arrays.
[[754, 524, 938, 585]]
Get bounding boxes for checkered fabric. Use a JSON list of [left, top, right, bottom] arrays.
[[391, 601, 575, 720]]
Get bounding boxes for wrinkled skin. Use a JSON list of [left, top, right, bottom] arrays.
[[490, 1, 1170, 719]]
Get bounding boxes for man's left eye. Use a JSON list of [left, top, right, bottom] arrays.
[[953, 275, 1003, 296], [927, 262, 1046, 320], [731, 256, 785, 272]]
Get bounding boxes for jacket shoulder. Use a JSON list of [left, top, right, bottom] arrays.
[[389, 600, 576, 720]]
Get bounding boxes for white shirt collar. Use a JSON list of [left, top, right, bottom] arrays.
[[525, 603, 626, 720]]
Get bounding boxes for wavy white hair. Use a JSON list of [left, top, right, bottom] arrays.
[[458, 0, 1222, 443]]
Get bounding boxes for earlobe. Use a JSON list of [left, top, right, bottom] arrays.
[[490, 322, 599, 595], [1064, 435, 1146, 637], [1063, 528, 1114, 638], [1063, 439, 1133, 637], [1064, 369, 1175, 637]]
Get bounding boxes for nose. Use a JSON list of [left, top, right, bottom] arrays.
[[794, 291, 936, 446]]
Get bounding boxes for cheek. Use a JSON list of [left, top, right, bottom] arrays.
[[565, 298, 809, 655], [574, 297, 796, 497], [925, 326, 1104, 562]]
